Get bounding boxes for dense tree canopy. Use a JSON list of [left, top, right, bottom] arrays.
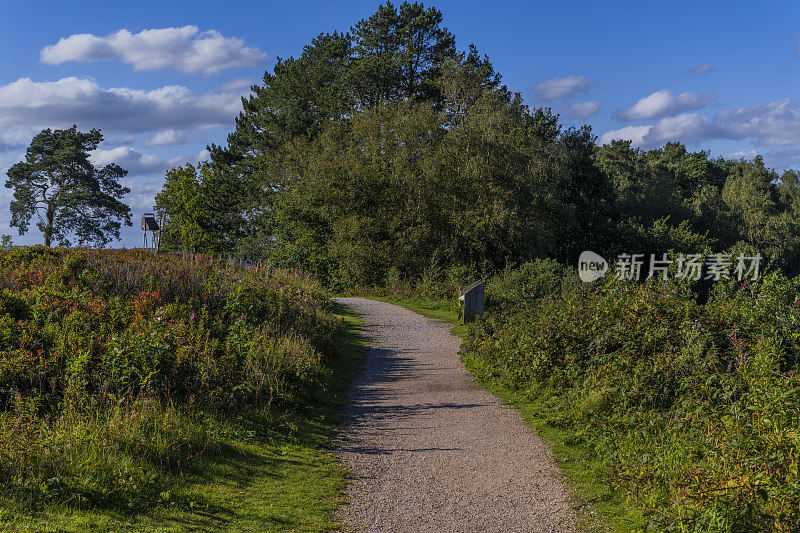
[[154, 163, 250, 254], [156, 1, 800, 285], [5, 126, 131, 247]]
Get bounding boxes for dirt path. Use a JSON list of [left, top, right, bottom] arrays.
[[333, 298, 575, 532]]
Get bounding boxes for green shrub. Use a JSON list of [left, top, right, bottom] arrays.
[[0, 248, 342, 511], [462, 268, 800, 531], [486, 259, 578, 309]]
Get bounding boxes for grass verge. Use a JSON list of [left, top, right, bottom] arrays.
[[373, 296, 642, 532], [0, 304, 367, 533]]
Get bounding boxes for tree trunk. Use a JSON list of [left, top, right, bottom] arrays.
[[43, 206, 54, 247]]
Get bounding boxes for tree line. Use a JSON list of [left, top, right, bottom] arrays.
[[6, 2, 800, 284], [152, 1, 800, 286]]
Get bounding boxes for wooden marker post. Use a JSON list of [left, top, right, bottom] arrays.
[[459, 280, 486, 324]]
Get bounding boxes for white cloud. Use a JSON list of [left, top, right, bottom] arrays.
[[763, 148, 800, 171], [40, 26, 265, 76], [688, 64, 715, 74], [0, 156, 12, 179], [615, 89, 712, 121], [120, 149, 212, 213], [721, 148, 800, 171], [216, 78, 256, 93], [568, 101, 601, 119], [0, 150, 26, 178], [145, 129, 193, 147], [647, 113, 711, 144], [713, 99, 800, 146], [598, 125, 652, 146], [167, 149, 211, 166], [89, 147, 216, 215], [89, 147, 188, 214], [103, 135, 136, 147], [601, 98, 800, 152], [91, 146, 168, 176], [1, 82, 221, 240], [0, 128, 38, 150], [194, 149, 210, 162], [126, 179, 166, 210], [529, 75, 594, 100], [722, 149, 758, 160], [601, 114, 714, 148], [0, 77, 246, 147]]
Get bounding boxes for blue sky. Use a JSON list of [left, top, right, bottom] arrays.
[[2, 1, 800, 246]]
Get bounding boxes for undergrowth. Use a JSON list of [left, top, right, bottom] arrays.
[[462, 260, 800, 531], [0, 247, 344, 518]]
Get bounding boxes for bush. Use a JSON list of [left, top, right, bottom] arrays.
[[462, 268, 800, 531], [486, 259, 578, 309], [0, 248, 342, 510]]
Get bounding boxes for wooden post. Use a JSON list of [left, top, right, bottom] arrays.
[[459, 280, 486, 324]]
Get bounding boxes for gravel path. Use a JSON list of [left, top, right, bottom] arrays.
[[333, 298, 576, 532]]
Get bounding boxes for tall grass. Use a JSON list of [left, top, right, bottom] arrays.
[[0, 247, 342, 511]]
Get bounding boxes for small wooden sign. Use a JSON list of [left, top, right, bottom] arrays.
[[459, 280, 485, 324]]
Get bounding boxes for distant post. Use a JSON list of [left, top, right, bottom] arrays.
[[459, 280, 486, 324]]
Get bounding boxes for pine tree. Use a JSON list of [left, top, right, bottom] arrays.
[[5, 126, 131, 247]]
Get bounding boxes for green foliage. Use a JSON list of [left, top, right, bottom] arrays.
[[149, 2, 799, 287], [595, 143, 800, 276], [0, 248, 342, 512], [148, 2, 610, 277], [722, 157, 800, 273], [4, 126, 131, 247], [349, 1, 456, 105], [462, 268, 800, 531], [259, 92, 605, 287], [154, 164, 205, 252], [154, 163, 249, 254], [486, 259, 578, 308]]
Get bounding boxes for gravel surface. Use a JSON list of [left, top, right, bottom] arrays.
[[333, 298, 576, 532]]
